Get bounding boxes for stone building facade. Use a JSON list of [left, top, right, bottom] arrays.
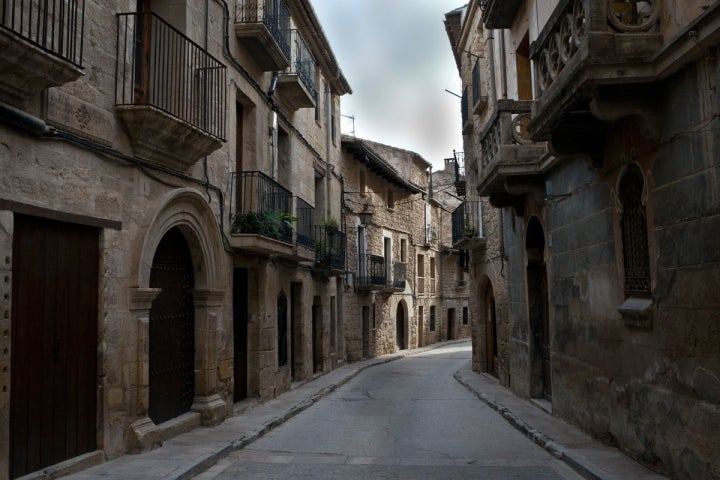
[[448, 0, 720, 478], [0, 0, 350, 478], [444, 4, 511, 385]]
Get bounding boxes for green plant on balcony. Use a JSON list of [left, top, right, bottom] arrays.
[[464, 227, 478, 238], [231, 210, 297, 241]]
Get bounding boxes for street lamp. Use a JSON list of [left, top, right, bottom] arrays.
[[359, 204, 373, 225]]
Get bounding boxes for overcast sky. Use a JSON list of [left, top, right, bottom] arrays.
[[311, 0, 465, 171]]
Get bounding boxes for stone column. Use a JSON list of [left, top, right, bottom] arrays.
[[191, 288, 227, 426], [127, 287, 161, 453]]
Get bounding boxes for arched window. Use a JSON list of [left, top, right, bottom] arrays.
[[277, 292, 288, 367], [619, 164, 651, 296]]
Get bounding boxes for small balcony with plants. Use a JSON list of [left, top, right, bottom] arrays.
[[478, 100, 550, 207], [452, 200, 486, 250], [277, 29, 317, 111], [115, 12, 226, 171], [0, 0, 85, 106], [230, 171, 305, 259], [313, 220, 346, 274], [356, 254, 386, 292], [234, 0, 291, 71]]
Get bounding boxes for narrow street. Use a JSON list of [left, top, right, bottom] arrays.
[[195, 342, 583, 480]]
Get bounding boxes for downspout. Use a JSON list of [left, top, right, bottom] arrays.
[[486, 30, 498, 108], [325, 80, 332, 220], [268, 72, 279, 180], [499, 29, 508, 99]]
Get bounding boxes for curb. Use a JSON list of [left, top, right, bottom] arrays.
[[453, 370, 608, 480]]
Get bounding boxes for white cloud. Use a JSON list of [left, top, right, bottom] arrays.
[[313, 0, 465, 169]]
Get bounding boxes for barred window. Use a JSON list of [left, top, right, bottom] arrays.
[[619, 164, 651, 296]]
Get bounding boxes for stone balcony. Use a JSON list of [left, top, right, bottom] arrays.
[[277, 30, 317, 111], [478, 100, 550, 211], [0, 0, 85, 107], [528, 0, 664, 163], [234, 0, 291, 71], [481, 0, 524, 29]]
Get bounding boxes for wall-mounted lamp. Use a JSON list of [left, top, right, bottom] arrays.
[[359, 204, 373, 225]]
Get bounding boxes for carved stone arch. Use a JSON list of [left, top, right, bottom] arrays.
[[133, 188, 226, 290], [128, 188, 227, 452]]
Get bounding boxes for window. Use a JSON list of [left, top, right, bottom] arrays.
[[429, 306, 436, 331], [619, 164, 651, 296], [430, 257, 436, 294], [387, 190, 395, 209], [516, 32, 532, 101], [400, 238, 407, 263], [463, 306, 468, 325], [472, 59, 481, 106], [417, 254, 425, 294]]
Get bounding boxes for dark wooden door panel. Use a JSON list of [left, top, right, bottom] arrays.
[[11, 214, 98, 478], [148, 227, 195, 425], [233, 268, 248, 402]]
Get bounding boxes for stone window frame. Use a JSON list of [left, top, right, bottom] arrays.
[[612, 161, 655, 328]]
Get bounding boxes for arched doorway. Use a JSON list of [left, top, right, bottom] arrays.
[[485, 283, 498, 377], [396, 303, 406, 350], [526, 217, 550, 399], [149, 227, 195, 424]]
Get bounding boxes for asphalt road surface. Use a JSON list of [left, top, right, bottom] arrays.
[[196, 341, 583, 480]]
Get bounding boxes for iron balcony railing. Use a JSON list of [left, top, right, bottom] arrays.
[[288, 29, 317, 99], [230, 171, 293, 243], [295, 197, 314, 249], [1, 0, 85, 66], [392, 262, 407, 290], [357, 254, 386, 288], [452, 200, 484, 245], [235, 0, 290, 61], [116, 12, 226, 140], [314, 226, 346, 270]]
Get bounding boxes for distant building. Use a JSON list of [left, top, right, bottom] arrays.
[[340, 136, 470, 360], [447, 0, 720, 478]]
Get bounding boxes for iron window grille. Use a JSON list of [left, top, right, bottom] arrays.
[[619, 164, 651, 296]]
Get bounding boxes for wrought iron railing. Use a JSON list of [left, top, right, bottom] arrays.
[[392, 262, 407, 289], [452, 200, 484, 245], [357, 254, 386, 287], [314, 226, 346, 270], [288, 29, 317, 99], [230, 171, 293, 243], [295, 197, 314, 249], [235, 0, 290, 61], [116, 12, 226, 140], [1, 0, 85, 66]]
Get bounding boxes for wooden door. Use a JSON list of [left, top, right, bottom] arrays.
[[362, 306, 370, 358], [148, 227, 195, 425], [485, 287, 498, 377], [447, 308, 455, 341], [312, 300, 322, 374], [10, 215, 98, 478], [233, 268, 248, 401], [395, 304, 405, 350]]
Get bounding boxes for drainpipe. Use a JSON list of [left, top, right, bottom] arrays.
[[486, 30, 498, 108], [325, 80, 332, 221], [268, 72, 279, 180], [499, 30, 508, 100]]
